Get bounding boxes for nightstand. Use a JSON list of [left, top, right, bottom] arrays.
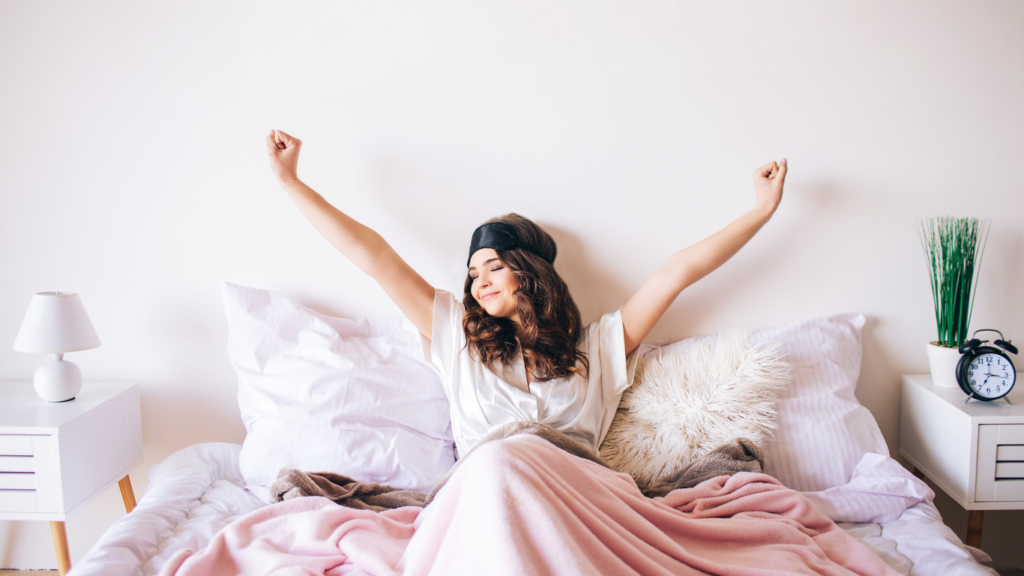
[[0, 382, 143, 575], [899, 373, 1024, 550]]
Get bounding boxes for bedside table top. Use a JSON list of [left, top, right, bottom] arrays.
[[903, 373, 1024, 423], [0, 381, 138, 433]]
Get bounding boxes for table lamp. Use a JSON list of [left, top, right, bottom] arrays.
[[13, 291, 101, 402]]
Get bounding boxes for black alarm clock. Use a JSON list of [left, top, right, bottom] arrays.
[[956, 329, 1017, 403]]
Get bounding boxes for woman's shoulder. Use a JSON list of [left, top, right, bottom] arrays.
[[432, 289, 467, 346], [587, 307, 624, 330], [434, 288, 465, 314], [581, 307, 625, 348]]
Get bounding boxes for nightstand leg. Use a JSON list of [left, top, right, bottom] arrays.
[[49, 520, 71, 576], [118, 474, 137, 513], [966, 510, 984, 548]]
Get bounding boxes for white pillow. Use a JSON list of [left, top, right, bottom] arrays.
[[223, 282, 455, 499], [600, 333, 789, 490], [648, 313, 887, 492]]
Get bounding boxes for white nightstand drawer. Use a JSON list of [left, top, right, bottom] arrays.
[[0, 473, 35, 489], [0, 436, 34, 456], [0, 489, 36, 513], [997, 445, 1024, 460], [996, 463, 1024, 478], [993, 481, 1024, 501], [978, 424, 1024, 502], [0, 456, 34, 473]]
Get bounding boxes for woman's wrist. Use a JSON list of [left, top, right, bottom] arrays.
[[277, 175, 303, 191], [749, 204, 776, 224]]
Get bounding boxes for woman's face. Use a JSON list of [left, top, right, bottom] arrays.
[[469, 248, 521, 323]]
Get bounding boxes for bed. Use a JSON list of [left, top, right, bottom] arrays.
[[65, 283, 999, 575], [67, 443, 995, 576]]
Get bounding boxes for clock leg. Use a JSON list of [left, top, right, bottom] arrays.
[[966, 510, 984, 549], [118, 474, 137, 513], [49, 520, 71, 576]]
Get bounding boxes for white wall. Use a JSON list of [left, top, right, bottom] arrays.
[[1, 0, 1022, 570]]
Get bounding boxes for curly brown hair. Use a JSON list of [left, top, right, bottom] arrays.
[[462, 214, 589, 381]]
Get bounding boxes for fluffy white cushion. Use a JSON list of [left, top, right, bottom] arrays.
[[600, 333, 789, 490], [223, 282, 455, 500]]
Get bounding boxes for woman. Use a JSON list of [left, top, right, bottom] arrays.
[[265, 129, 787, 460]]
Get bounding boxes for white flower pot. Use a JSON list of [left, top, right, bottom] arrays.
[[927, 342, 963, 388]]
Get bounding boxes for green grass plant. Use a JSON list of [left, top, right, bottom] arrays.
[[917, 217, 990, 348]]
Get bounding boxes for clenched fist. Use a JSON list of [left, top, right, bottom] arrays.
[[753, 158, 787, 217], [266, 129, 302, 183]]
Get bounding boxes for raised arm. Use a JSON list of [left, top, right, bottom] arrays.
[[620, 159, 788, 356], [266, 130, 434, 339]]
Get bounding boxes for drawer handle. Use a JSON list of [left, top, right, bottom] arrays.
[[995, 462, 1024, 479]]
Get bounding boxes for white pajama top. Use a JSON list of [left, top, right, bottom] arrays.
[[424, 289, 640, 457]]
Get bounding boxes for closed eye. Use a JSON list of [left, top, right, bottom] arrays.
[[469, 263, 503, 282]]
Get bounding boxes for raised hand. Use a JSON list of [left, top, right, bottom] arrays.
[[753, 158, 787, 217], [266, 129, 302, 183], [621, 157, 789, 356]]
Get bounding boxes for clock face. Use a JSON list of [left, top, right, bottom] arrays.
[[966, 353, 1016, 398]]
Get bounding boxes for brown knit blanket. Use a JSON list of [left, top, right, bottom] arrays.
[[269, 421, 767, 510], [269, 469, 427, 511]]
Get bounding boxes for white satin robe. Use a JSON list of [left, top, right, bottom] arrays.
[[423, 289, 640, 458]]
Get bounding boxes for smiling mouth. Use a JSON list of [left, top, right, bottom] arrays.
[[480, 292, 499, 301]]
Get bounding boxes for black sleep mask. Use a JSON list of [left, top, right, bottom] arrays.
[[467, 222, 552, 267]]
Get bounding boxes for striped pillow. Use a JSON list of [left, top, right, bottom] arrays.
[[747, 312, 887, 491]]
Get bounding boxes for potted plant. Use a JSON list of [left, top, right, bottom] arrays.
[[917, 216, 990, 388]]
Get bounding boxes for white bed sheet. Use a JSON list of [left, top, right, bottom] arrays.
[[68, 442, 998, 576]]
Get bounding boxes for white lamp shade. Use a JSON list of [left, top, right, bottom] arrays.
[[13, 292, 101, 353]]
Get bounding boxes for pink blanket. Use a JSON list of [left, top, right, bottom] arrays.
[[159, 435, 899, 575]]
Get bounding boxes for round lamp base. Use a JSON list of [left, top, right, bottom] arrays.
[[34, 359, 82, 402]]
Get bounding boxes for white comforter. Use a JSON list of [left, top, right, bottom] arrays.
[[68, 443, 996, 576]]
